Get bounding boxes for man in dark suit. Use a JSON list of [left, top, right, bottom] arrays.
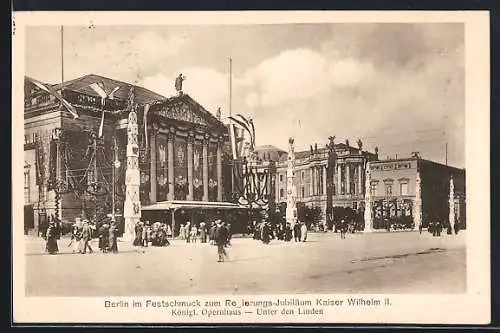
[[215, 220, 229, 262]]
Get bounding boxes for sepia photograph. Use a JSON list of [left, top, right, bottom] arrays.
[[12, 11, 490, 324]]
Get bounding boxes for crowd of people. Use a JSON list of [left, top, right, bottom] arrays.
[[131, 219, 233, 262], [133, 221, 172, 248], [68, 219, 119, 254], [251, 220, 309, 244]]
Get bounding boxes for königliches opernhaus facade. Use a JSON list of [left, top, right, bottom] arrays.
[[23, 74, 466, 235]]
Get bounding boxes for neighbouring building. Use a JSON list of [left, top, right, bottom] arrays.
[[254, 139, 378, 226], [365, 154, 466, 231]]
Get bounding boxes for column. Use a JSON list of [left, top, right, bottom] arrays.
[[358, 163, 363, 196], [322, 165, 327, 197], [346, 164, 351, 195], [313, 166, 317, 196], [309, 167, 314, 197], [337, 164, 341, 195], [202, 134, 209, 202], [167, 129, 175, 201], [149, 131, 157, 203], [364, 162, 373, 232], [187, 132, 194, 201], [216, 138, 223, 201]]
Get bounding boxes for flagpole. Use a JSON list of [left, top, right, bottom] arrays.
[[61, 26, 64, 91], [229, 58, 232, 120], [229, 57, 235, 198]]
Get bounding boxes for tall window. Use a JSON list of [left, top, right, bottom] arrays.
[[385, 183, 393, 197], [280, 188, 284, 199], [370, 182, 378, 196], [279, 174, 283, 182], [301, 186, 305, 198], [301, 171, 305, 181], [400, 182, 409, 196], [24, 168, 30, 203]]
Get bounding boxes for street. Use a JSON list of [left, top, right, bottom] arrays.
[[24, 231, 466, 296]]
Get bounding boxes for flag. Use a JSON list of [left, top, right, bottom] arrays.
[[229, 123, 237, 160], [108, 86, 120, 100], [143, 104, 150, 151], [26, 76, 79, 119], [89, 82, 107, 99]]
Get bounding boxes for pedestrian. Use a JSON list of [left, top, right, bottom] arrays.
[[133, 221, 143, 249], [215, 220, 229, 262], [293, 222, 301, 242], [68, 223, 82, 254], [261, 222, 271, 244], [340, 219, 347, 239], [98, 222, 108, 253], [419, 223, 423, 234], [210, 222, 217, 245], [109, 222, 118, 253], [199, 222, 207, 243], [45, 221, 59, 255], [142, 222, 149, 247], [300, 221, 308, 242], [81, 221, 94, 254], [190, 225, 198, 243], [185, 221, 191, 243]]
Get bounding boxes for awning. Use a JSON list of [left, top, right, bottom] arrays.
[[141, 200, 246, 211]]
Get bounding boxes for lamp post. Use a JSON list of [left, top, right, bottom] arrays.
[[112, 137, 121, 222]]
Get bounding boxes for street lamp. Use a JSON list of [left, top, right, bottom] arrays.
[[111, 138, 121, 222]]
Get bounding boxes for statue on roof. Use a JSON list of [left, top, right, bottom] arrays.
[[357, 139, 363, 151], [375, 146, 379, 155], [328, 136, 336, 150], [175, 73, 186, 95], [216, 107, 222, 121], [345, 139, 350, 147]]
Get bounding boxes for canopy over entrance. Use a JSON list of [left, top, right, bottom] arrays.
[[142, 200, 244, 211]]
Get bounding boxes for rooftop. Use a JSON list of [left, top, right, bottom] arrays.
[[50, 73, 166, 105]]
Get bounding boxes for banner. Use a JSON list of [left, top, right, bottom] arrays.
[[156, 135, 168, 202]]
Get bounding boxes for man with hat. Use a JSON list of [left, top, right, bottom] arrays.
[[215, 220, 229, 262], [81, 220, 94, 254]]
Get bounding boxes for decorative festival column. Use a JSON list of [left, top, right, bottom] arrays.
[[216, 137, 223, 201], [167, 128, 175, 201], [149, 130, 157, 203], [346, 163, 351, 195], [187, 132, 194, 201], [123, 110, 141, 241], [449, 175, 455, 230], [364, 162, 373, 232], [285, 137, 297, 227], [337, 164, 342, 195], [322, 165, 327, 197], [203, 134, 209, 202], [358, 163, 363, 196], [413, 170, 422, 231]]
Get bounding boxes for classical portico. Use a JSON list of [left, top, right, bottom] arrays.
[[144, 93, 228, 205]]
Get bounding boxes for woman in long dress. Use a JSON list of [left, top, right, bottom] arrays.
[[45, 222, 59, 255], [109, 222, 118, 253], [133, 222, 143, 248], [300, 221, 308, 242]]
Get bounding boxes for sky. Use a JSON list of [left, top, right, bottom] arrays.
[[25, 23, 465, 168]]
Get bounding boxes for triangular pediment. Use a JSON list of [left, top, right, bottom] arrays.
[[151, 94, 225, 131]]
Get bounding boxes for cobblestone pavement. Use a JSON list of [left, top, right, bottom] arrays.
[[24, 231, 466, 296]]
